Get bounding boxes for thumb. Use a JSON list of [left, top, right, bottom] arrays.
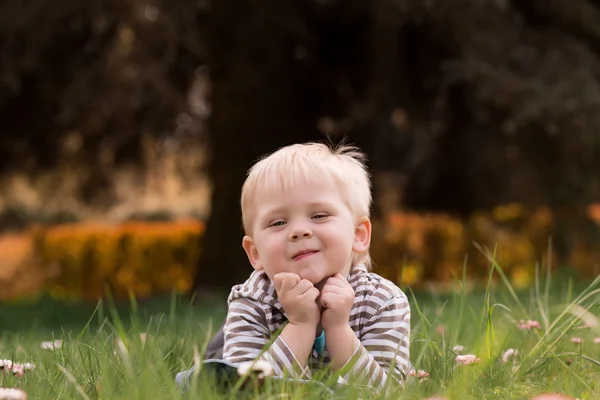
[[273, 274, 284, 292]]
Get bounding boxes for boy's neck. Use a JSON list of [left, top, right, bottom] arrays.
[[315, 267, 354, 291]]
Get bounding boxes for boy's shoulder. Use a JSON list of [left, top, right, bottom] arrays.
[[350, 264, 409, 305], [227, 269, 279, 308]]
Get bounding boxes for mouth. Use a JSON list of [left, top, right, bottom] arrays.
[[292, 249, 319, 261]]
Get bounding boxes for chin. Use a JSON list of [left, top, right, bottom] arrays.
[[298, 268, 323, 285]]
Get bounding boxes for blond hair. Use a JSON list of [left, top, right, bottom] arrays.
[[241, 142, 373, 268]]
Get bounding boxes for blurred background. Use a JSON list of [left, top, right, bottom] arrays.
[[1, 0, 599, 303]]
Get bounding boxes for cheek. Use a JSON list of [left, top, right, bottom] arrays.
[[263, 235, 286, 256]]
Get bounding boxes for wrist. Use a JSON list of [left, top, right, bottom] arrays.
[[287, 320, 318, 336], [324, 324, 359, 371], [323, 322, 353, 337]]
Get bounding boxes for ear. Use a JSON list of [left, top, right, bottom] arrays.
[[242, 235, 263, 271], [352, 216, 372, 255]]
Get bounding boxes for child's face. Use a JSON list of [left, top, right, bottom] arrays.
[[242, 181, 370, 288]]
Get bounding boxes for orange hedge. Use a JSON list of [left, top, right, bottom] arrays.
[[373, 203, 600, 288], [33, 220, 203, 301]]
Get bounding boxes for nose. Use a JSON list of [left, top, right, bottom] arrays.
[[289, 225, 313, 241]]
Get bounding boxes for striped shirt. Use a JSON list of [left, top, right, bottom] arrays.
[[223, 264, 411, 390]]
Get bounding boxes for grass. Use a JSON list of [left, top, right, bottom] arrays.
[[1, 267, 600, 400]]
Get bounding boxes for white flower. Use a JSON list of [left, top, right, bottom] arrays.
[[40, 339, 63, 350], [501, 348, 518, 364], [0, 360, 12, 372], [452, 345, 465, 353], [139, 333, 148, 344], [0, 388, 27, 400], [237, 359, 274, 379], [18, 363, 35, 371]]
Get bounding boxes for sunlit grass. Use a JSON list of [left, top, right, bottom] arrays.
[[1, 261, 599, 400]]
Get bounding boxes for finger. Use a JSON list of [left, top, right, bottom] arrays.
[[325, 275, 350, 288], [279, 273, 301, 293], [319, 292, 336, 309], [273, 274, 284, 292], [320, 284, 345, 295], [290, 279, 314, 295], [300, 287, 320, 302], [323, 283, 354, 293]]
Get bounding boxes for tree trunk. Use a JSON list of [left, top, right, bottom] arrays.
[[191, 0, 326, 298]]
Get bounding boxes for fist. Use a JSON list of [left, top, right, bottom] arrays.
[[319, 274, 354, 331], [273, 272, 320, 327]]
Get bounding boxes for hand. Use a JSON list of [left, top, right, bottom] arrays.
[[273, 272, 320, 327], [319, 274, 354, 331]]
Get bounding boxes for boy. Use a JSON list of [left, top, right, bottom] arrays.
[[221, 142, 411, 390]]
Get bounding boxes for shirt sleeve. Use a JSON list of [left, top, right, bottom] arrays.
[[338, 295, 411, 390], [223, 297, 310, 379]]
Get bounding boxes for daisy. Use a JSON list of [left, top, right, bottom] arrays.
[[40, 339, 63, 350], [237, 359, 274, 380], [456, 354, 481, 365], [452, 345, 465, 353], [0, 388, 27, 400], [517, 319, 541, 330], [501, 348, 518, 364], [0, 360, 12, 372], [407, 369, 430, 381]]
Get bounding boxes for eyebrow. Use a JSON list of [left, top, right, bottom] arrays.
[[260, 202, 336, 218]]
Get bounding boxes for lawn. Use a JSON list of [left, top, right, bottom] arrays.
[[0, 270, 599, 400]]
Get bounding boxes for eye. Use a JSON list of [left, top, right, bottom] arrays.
[[267, 220, 286, 228], [312, 213, 329, 220]]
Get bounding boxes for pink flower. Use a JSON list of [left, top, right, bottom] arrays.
[[501, 348, 518, 364], [1, 362, 34, 377], [0, 388, 27, 400], [517, 319, 541, 330], [593, 337, 600, 344], [571, 337, 583, 344], [435, 324, 446, 335], [408, 369, 430, 381], [11, 365, 24, 378], [530, 393, 575, 400], [456, 354, 481, 365]]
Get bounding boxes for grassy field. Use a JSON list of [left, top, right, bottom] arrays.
[[1, 269, 599, 400]]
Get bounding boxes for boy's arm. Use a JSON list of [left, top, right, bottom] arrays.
[[223, 297, 314, 379], [329, 296, 410, 390]]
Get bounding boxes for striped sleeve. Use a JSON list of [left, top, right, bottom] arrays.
[[339, 295, 410, 390], [223, 297, 310, 379]]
